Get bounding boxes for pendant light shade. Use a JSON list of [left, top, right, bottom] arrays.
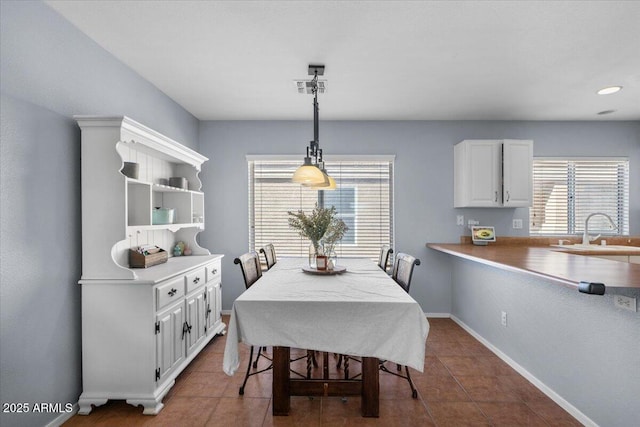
[[292, 163, 327, 185], [303, 165, 335, 189], [292, 64, 334, 189], [305, 174, 336, 190]]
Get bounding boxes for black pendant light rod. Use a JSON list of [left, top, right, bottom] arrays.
[[310, 68, 323, 165], [313, 81, 319, 144]]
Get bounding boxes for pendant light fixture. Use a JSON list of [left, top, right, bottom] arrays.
[[292, 65, 334, 189]]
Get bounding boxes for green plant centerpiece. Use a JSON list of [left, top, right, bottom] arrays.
[[288, 204, 348, 267]]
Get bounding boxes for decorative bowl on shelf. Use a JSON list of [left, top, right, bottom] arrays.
[[121, 162, 139, 179], [152, 207, 175, 225], [169, 177, 188, 189]]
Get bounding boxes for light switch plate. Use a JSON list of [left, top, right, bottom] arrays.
[[512, 219, 523, 229]]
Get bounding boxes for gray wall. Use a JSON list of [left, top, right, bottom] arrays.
[[198, 120, 639, 314], [1, 2, 639, 427], [0, 2, 198, 426], [451, 257, 640, 427]]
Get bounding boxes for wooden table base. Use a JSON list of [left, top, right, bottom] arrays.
[[272, 346, 379, 417]]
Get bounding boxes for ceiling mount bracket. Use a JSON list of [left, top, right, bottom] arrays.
[[308, 65, 325, 76]]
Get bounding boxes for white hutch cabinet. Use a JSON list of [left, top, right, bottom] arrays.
[[75, 116, 225, 415], [454, 139, 533, 208]]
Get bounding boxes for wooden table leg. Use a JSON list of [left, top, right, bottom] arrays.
[[272, 346, 290, 416], [361, 357, 379, 417]]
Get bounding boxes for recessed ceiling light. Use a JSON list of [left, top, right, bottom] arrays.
[[597, 110, 616, 115], [597, 86, 622, 95]]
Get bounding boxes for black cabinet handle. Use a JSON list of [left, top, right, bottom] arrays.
[[168, 288, 177, 296], [181, 322, 188, 339], [193, 277, 200, 284]]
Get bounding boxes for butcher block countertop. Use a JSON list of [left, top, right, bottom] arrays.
[[427, 236, 640, 290]]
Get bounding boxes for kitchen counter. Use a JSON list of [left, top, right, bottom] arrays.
[[549, 244, 640, 256], [427, 240, 640, 290]]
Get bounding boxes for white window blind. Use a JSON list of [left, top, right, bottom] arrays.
[[530, 158, 629, 235], [249, 157, 394, 260]]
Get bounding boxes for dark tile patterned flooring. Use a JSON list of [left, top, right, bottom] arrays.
[[64, 316, 583, 426]]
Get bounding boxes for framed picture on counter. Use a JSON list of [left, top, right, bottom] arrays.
[[471, 226, 496, 245], [316, 255, 328, 270]]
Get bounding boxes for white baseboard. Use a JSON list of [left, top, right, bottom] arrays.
[[450, 315, 598, 427], [425, 312, 451, 318], [45, 403, 78, 427]]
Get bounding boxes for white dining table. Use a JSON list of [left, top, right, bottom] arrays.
[[222, 257, 429, 416]]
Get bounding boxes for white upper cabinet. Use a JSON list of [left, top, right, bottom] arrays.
[[502, 139, 533, 207], [454, 139, 533, 208]]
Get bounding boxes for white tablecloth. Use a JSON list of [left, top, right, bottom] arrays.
[[223, 258, 429, 375]]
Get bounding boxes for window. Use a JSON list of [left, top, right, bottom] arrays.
[[248, 156, 394, 260], [530, 158, 629, 235]]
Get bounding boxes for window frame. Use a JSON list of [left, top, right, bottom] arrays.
[[247, 154, 395, 260], [530, 157, 630, 236]]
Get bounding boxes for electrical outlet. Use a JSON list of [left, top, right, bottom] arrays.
[[614, 295, 637, 312], [456, 215, 464, 226], [501, 311, 508, 327], [512, 219, 523, 229], [468, 219, 479, 229]]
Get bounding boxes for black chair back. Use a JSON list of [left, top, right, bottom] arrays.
[[391, 252, 420, 293], [377, 245, 393, 271], [259, 243, 277, 270], [234, 252, 262, 289]]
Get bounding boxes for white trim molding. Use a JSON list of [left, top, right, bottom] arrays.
[[45, 403, 78, 427]]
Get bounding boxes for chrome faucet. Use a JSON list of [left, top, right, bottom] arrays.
[[582, 212, 617, 245]]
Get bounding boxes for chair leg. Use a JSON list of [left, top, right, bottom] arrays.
[[344, 355, 350, 380], [404, 366, 418, 399], [253, 346, 267, 368], [379, 362, 418, 399], [306, 350, 313, 379], [240, 346, 274, 395], [239, 346, 255, 395]]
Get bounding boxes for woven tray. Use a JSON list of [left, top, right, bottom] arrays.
[[129, 248, 168, 268]]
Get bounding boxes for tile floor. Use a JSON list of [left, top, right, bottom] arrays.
[[64, 316, 583, 426]]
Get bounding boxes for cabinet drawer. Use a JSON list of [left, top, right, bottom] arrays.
[[205, 260, 222, 283], [185, 267, 206, 294], [156, 277, 185, 310]]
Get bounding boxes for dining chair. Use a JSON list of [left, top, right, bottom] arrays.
[[259, 243, 277, 270], [391, 252, 421, 293], [234, 252, 271, 395], [383, 252, 421, 397], [377, 244, 393, 272]]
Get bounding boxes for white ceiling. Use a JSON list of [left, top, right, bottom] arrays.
[[45, 0, 640, 121]]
